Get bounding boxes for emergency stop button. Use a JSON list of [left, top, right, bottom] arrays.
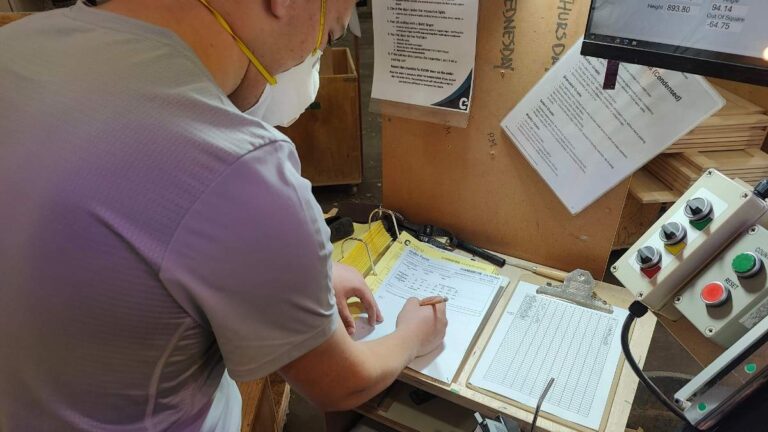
[[701, 282, 730, 307], [732, 252, 762, 278]]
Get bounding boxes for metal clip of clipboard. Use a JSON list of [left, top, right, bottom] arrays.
[[335, 207, 402, 277], [536, 269, 614, 314]]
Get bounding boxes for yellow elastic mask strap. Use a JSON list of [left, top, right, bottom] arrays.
[[196, 0, 277, 85], [313, 0, 326, 54]]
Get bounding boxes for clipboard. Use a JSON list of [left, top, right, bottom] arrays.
[[334, 208, 657, 432]]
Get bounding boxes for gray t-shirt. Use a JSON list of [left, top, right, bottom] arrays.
[[0, 3, 337, 431]]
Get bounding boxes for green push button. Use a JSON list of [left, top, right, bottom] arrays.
[[733, 253, 757, 273], [732, 252, 762, 278], [697, 402, 708, 412], [745, 363, 758, 374]]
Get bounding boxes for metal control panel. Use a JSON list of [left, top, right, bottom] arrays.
[[616, 169, 768, 430], [675, 226, 768, 347], [613, 170, 768, 317]]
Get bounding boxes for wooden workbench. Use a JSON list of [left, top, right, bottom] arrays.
[[353, 251, 657, 432]]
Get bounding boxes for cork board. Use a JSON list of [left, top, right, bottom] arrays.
[[381, 0, 630, 277]]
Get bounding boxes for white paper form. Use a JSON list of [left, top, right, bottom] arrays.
[[371, 0, 479, 112], [355, 247, 505, 383], [470, 282, 629, 430], [502, 38, 725, 214]]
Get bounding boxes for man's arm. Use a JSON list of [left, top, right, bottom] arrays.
[[157, 143, 446, 402], [279, 297, 447, 412]]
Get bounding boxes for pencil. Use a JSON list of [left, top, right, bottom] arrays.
[[419, 296, 449, 306]]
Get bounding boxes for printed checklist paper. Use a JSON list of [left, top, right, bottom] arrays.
[[355, 247, 505, 383], [470, 281, 629, 429], [501, 38, 724, 214]]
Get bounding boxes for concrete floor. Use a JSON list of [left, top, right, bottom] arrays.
[[286, 9, 703, 432]]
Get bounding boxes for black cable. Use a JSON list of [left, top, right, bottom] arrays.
[[621, 302, 692, 426]]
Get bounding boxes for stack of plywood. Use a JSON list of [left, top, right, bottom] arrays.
[[665, 86, 768, 153], [647, 149, 768, 193], [618, 83, 768, 249]]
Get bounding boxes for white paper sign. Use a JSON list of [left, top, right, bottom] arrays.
[[371, 0, 479, 112], [502, 38, 725, 214]]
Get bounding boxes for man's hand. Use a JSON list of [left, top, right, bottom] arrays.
[[279, 279, 448, 411], [332, 262, 383, 335], [396, 297, 447, 357]]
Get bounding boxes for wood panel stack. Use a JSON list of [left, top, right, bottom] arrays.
[[638, 84, 768, 199], [664, 86, 768, 153], [647, 149, 768, 193], [615, 84, 768, 249]]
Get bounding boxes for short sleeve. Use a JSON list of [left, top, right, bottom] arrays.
[[159, 141, 337, 381]]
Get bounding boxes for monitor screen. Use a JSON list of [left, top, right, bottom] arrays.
[[582, 0, 768, 86]]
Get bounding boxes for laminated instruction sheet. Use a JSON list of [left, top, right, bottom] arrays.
[[470, 281, 629, 430], [371, 0, 479, 113], [502, 38, 725, 214]]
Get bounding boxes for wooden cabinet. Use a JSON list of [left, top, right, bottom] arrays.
[[238, 374, 290, 432], [279, 47, 363, 186]]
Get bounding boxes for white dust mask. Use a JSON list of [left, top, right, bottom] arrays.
[[246, 51, 322, 127]]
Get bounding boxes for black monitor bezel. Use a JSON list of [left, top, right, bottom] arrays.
[[582, 1, 768, 87]]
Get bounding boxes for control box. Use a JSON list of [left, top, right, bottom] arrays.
[[613, 170, 768, 318], [675, 225, 768, 347]]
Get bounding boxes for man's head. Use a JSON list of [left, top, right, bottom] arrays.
[[216, 0, 357, 109], [246, 0, 354, 73], [98, 0, 355, 110]]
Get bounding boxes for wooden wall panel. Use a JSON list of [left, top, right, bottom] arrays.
[[382, 0, 630, 277]]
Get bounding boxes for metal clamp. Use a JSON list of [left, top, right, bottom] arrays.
[[537, 269, 613, 314], [368, 206, 400, 239]]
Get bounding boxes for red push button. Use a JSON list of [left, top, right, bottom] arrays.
[[701, 282, 729, 307]]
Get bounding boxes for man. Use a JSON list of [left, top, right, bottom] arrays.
[[0, 0, 447, 430]]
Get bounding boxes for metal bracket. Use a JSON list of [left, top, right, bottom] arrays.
[[536, 269, 613, 314]]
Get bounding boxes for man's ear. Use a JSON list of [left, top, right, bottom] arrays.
[[268, 0, 292, 18]]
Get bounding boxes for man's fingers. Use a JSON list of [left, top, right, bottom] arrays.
[[375, 301, 384, 323], [337, 303, 355, 335], [354, 286, 381, 327], [434, 301, 447, 316]]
